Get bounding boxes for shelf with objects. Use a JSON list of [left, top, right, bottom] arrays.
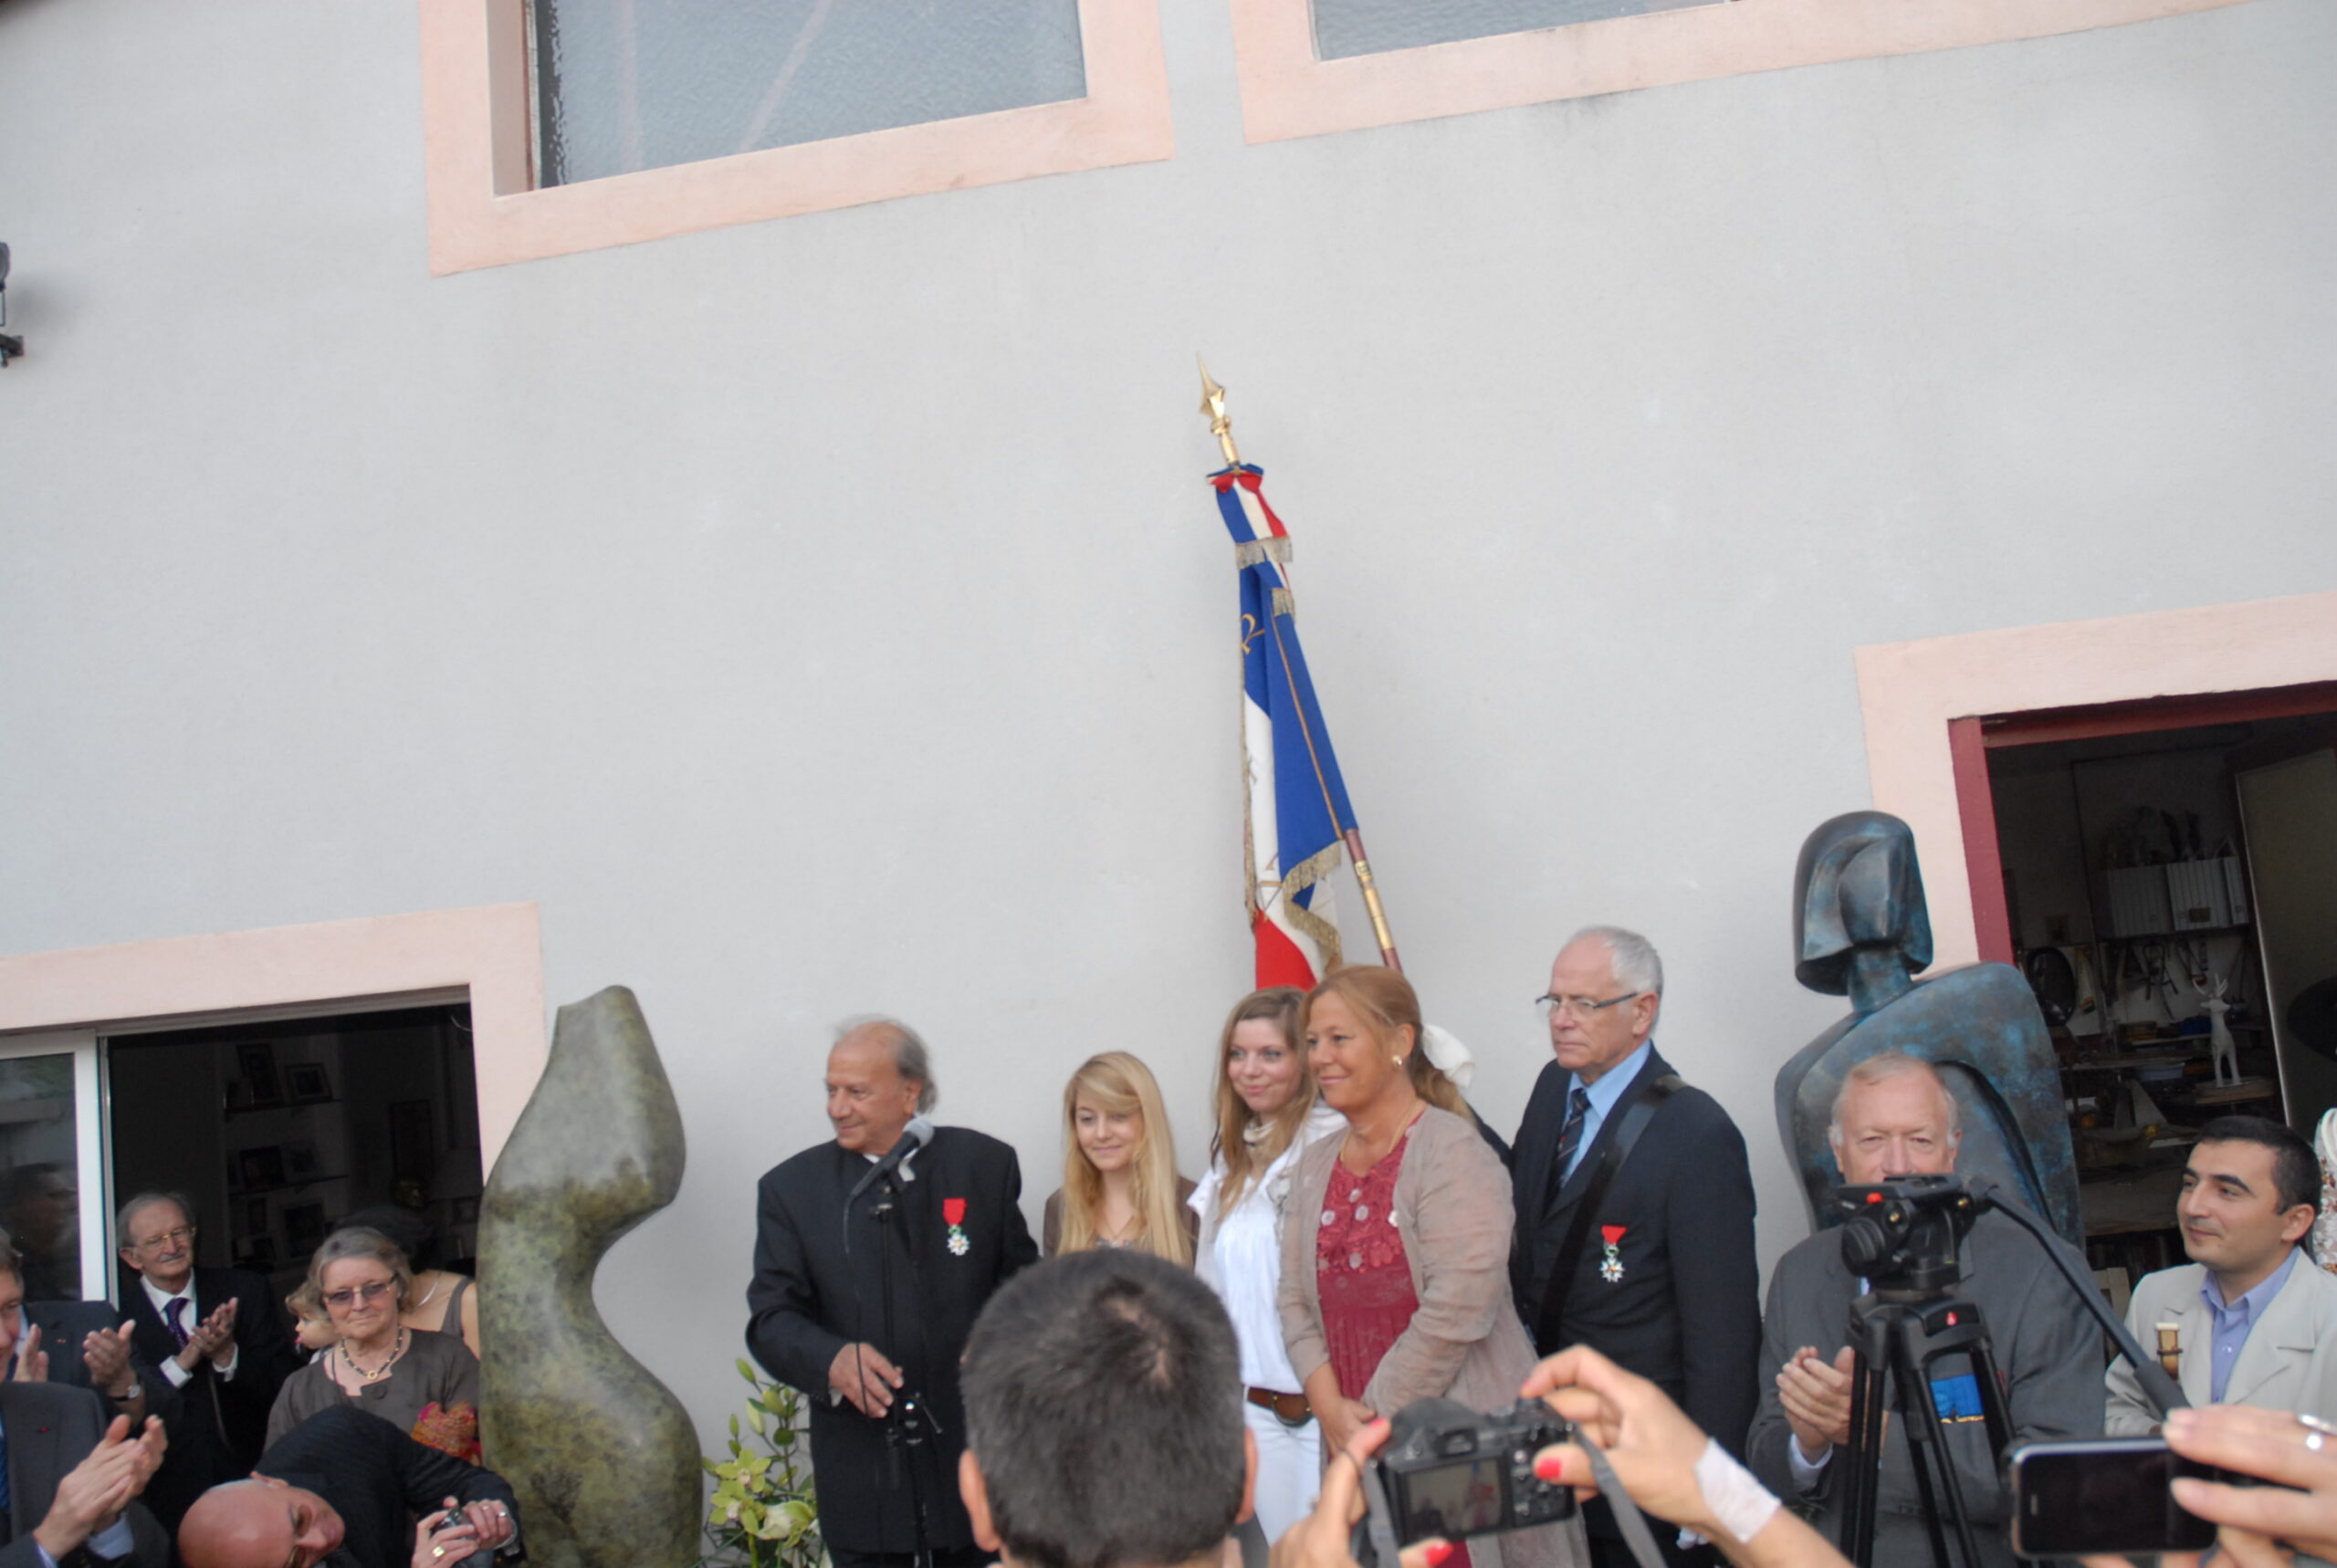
[[1982, 706, 2337, 1308]]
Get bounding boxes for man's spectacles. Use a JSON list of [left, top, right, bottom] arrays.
[[1536, 992, 1642, 1019], [321, 1280, 398, 1311], [130, 1226, 195, 1254]]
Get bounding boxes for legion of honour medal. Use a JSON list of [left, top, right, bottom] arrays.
[[945, 1197, 970, 1256], [1598, 1225, 1627, 1283]]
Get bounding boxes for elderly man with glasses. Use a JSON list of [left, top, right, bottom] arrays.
[[113, 1193, 300, 1540], [1507, 926, 1762, 1568]]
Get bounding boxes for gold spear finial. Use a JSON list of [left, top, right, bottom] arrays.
[[1199, 357, 1240, 466]]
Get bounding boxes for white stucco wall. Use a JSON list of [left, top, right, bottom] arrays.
[[4, 0, 2334, 1445]]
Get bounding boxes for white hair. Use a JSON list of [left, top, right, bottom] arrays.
[[833, 1014, 938, 1113], [1565, 925, 1664, 998], [1826, 1052, 1962, 1147]]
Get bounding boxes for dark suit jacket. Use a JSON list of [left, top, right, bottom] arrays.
[[0, 1380, 169, 1568], [117, 1266, 300, 1533], [1509, 1048, 1761, 1458], [24, 1301, 183, 1437], [746, 1128, 1038, 1554], [1745, 1208, 2102, 1568], [259, 1406, 520, 1568]]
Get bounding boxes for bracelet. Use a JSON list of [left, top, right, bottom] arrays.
[[1692, 1437, 1780, 1544]]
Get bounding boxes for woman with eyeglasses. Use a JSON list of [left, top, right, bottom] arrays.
[[264, 1226, 483, 1463]]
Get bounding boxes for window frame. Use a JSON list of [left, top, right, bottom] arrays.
[[1226, 0, 2256, 145], [420, 0, 1172, 275]]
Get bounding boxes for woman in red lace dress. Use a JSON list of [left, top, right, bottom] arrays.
[[1278, 967, 1587, 1568]]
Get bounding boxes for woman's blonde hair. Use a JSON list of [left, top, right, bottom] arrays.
[[1302, 967, 1470, 1119], [1210, 988, 1315, 1219], [1059, 1051, 1190, 1266], [307, 1225, 415, 1314]]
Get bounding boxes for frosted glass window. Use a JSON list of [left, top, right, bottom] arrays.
[[1313, 0, 1722, 59], [534, 1, 1088, 187]]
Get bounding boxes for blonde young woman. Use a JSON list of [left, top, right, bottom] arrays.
[[1043, 1051, 1198, 1264], [1278, 967, 1586, 1568], [1188, 988, 1347, 1542]]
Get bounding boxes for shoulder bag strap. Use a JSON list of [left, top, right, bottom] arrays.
[[1532, 1073, 1682, 1354]]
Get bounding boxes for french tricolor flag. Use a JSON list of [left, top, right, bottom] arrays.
[[1210, 463, 1364, 989]]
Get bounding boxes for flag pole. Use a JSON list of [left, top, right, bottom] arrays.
[[1198, 360, 1403, 974]]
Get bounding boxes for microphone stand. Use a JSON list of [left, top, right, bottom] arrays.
[[874, 1172, 936, 1568]]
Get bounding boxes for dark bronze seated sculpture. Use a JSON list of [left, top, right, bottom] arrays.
[[1774, 811, 2084, 1247]]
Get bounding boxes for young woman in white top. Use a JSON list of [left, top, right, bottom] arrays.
[[1189, 987, 1347, 1542]]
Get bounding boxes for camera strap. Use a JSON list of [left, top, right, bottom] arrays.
[[1579, 1438, 1669, 1568], [1533, 1073, 1681, 1353]]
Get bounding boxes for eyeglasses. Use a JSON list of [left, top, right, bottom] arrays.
[[1535, 992, 1642, 1019], [321, 1280, 398, 1311], [130, 1226, 196, 1254]]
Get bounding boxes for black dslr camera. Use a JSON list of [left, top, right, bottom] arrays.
[[1365, 1397, 1577, 1550], [1833, 1174, 1979, 1295]]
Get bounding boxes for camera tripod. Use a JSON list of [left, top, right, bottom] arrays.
[[1836, 1285, 2013, 1568]]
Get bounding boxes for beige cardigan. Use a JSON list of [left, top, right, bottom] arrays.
[[1279, 1105, 1588, 1568]]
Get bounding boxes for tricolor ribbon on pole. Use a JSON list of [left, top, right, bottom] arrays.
[[1200, 362, 1399, 989]]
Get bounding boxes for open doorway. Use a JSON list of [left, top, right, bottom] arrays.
[[1977, 693, 2337, 1285], [103, 1003, 486, 1306]]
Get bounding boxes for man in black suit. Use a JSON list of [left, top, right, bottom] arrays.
[[176, 1407, 519, 1568], [0, 1236, 172, 1567], [748, 1017, 1038, 1568], [1509, 926, 1760, 1568], [113, 1195, 300, 1538]]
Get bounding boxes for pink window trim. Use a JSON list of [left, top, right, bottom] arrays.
[[420, 0, 1173, 276], [1226, 0, 2257, 145], [0, 903, 547, 1167], [1854, 591, 2337, 975]]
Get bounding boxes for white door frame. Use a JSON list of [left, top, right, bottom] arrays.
[[0, 1027, 110, 1299]]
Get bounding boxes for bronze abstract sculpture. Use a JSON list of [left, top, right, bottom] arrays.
[[1774, 811, 2085, 1246], [480, 987, 697, 1568]]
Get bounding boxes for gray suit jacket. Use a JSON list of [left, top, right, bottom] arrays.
[[1746, 1208, 2102, 1568], [2107, 1249, 2337, 1433], [0, 1381, 169, 1568]]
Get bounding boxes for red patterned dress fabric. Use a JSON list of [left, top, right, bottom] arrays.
[[1315, 1128, 1471, 1568]]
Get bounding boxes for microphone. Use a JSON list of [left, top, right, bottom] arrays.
[[848, 1115, 935, 1205]]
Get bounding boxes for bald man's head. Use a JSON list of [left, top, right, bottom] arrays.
[[178, 1478, 345, 1568]]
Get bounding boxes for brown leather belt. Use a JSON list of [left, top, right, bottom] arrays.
[[1246, 1387, 1313, 1427]]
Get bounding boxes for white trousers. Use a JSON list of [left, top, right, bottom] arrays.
[[1244, 1397, 1324, 1545]]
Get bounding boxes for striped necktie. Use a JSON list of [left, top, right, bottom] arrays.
[[1549, 1085, 1593, 1200]]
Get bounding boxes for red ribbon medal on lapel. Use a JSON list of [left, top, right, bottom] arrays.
[[944, 1197, 969, 1256], [1598, 1225, 1627, 1284]]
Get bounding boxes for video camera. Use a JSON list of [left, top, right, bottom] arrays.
[[1833, 1173, 1980, 1296]]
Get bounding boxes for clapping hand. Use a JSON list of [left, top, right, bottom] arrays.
[[9, 1322, 47, 1381], [177, 1300, 238, 1371], [82, 1320, 138, 1396], [31, 1414, 166, 1563]]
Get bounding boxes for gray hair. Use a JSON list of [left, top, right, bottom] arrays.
[[835, 1014, 938, 1113], [1566, 925, 1664, 998], [117, 1190, 195, 1242], [307, 1225, 416, 1310], [1827, 1052, 1962, 1146]]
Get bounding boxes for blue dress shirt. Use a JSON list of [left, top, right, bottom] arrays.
[[2203, 1246, 2302, 1403], [1559, 1039, 1655, 1183]]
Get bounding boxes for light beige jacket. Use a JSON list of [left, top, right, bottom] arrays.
[[2107, 1250, 2337, 1434], [1279, 1105, 1588, 1568]]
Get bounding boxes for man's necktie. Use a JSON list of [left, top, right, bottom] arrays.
[[0, 1411, 13, 1520], [165, 1297, 190, 1348], [1549, 1086, 1593, 1200]]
